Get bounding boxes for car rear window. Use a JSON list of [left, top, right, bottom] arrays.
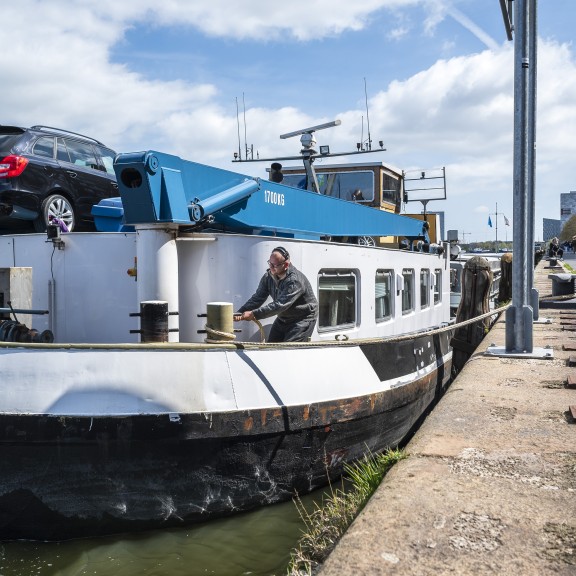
[[32, 136, 55, 158], [0, 133, 24, 155]]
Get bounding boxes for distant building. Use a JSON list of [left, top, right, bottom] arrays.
[[560, 191, 576, 229], [543, 218, 561, 241]]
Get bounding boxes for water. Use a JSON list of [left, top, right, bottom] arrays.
[[0, 496, 314, 576]]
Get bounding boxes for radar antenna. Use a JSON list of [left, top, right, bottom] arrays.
[[277, 120, 341, 193], [279, 119, 341, 140]]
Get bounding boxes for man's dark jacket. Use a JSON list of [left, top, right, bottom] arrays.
[[237, 264, 318, 322]]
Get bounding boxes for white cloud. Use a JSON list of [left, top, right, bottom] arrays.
[[70, 0, 415, 41], [388, 26, 411, 41]]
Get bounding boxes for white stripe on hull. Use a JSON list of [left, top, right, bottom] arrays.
[[0, 343, 452, 416]]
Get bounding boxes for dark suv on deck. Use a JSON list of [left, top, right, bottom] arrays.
[[0, 125, 117, 232]]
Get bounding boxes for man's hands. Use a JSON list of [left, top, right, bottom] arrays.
[[234, 311, 255, 322]]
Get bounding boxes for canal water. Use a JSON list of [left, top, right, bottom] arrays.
[[0, 494, 318, 576]]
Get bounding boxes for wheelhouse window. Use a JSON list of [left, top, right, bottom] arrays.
[[375, 269, 393, 322], [283, 171, 375, 203], [434, 269, 442, 304], [402, 268, 414, 314], [420, 269, 430, 309], [318, 270, 357, 331], [382, 173, 402, 208]]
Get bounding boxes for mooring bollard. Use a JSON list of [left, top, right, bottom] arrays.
[[140, 301, 169, 342], [205, 302, 235, 343], [548, 273, 576, 297], [129, 301, 179, 342], [452, 256, 493, 374], [498, 252, 513, 303]]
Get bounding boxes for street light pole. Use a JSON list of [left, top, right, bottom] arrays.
[[505, 0, 536, 353]]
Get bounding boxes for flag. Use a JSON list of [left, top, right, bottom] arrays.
[[504, 214, 510, 226], [488, 216, 493, 227]]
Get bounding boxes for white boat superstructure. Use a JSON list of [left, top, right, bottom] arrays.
[[1, 231, 450, 344]]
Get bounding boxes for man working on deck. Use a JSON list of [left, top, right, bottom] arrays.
[[234, 246, 318, 342]]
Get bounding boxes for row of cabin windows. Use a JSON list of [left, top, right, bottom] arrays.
[[318, 268, 443, 331]]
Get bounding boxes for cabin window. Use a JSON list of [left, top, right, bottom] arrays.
[[283, 171, 375, 203], [318, 271, 357, 331], [434, 269, 442, 303], [375, 269, 393, 322], [382, 173, 402, 207], [420, 269, 430, 309], [402, 268, 414, 314], [450, 266, 461, 294]]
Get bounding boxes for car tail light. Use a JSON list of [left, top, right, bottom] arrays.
[[0, 155, 29, 178]]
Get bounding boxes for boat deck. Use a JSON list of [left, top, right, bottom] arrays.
[[319, 256, 576, 576]]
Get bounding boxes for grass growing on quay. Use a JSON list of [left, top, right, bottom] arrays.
[[287, 448, 407, 575]]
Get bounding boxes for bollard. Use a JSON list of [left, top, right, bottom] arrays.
[[548, 274, 576, 297], [498, 252, 513, 303], [451, 256, 493, 375], [140, 301, 169, 342], [205, 302, 235, 343]]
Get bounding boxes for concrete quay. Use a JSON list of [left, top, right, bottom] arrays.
[[319, 257, 576, 576]]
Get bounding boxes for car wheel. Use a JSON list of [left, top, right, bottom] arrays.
[[33, 194, 76, 232], [357, 235, 376, 247]]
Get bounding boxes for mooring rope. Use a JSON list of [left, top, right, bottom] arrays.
[[346, 303, 511, 346], [539, 292, 576, 302], [204, 317, 266, 343], [226, 303, 512, 349], [204, 324, 236, 343], [3, 292, 565, 350], [251, 317, 265, 342]]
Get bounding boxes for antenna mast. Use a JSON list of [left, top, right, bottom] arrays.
[[235, 97, 242, 160], [242, 93, 249, 160], [364, 77, 372, 151]]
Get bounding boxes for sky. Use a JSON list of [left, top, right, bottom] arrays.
[[3, 0, 575, 243]]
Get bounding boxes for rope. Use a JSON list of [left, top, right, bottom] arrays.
[[204, 317, 266, 343], [204, 324, 236, 343], [539, 292, 576, 302], [251, 317, 266, 343], [2, 294, 559, 351], [375, 303, 510, 345], [227, 304, 512, 349]]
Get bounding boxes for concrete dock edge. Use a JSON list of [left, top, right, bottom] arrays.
[[319, 257, 576, 576]]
